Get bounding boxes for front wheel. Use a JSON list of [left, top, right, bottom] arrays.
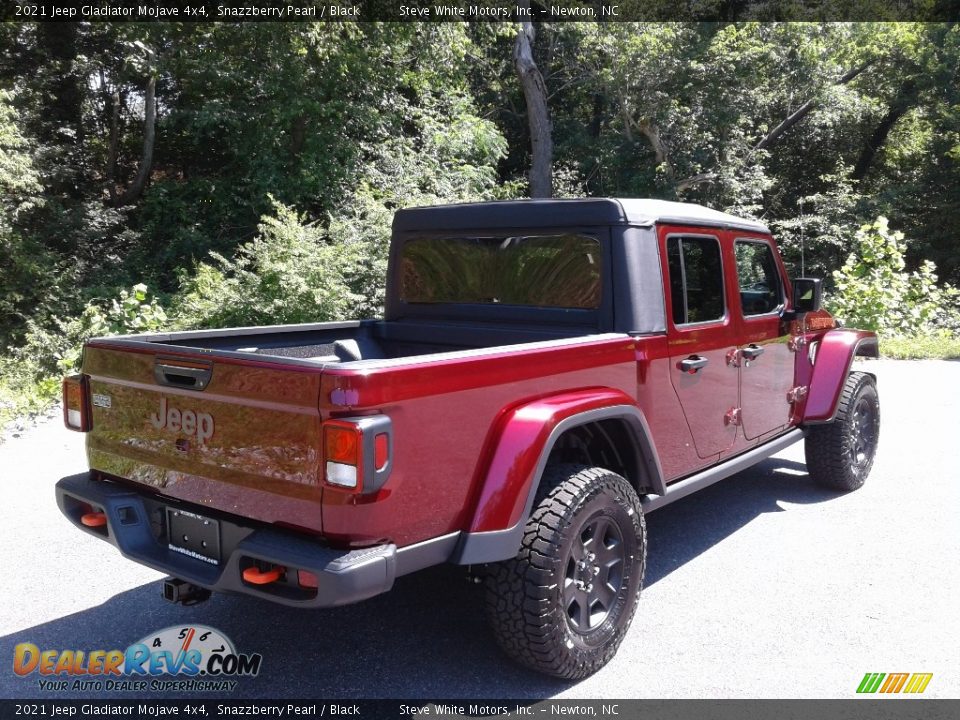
[[484, 465, 646, 679], [805, 371, 880, 491]]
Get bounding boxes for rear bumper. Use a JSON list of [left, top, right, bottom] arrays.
[[55, 472, 397, 608]]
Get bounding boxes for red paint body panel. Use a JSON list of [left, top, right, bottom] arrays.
[[633, 336, 704, 480], [319, 336, 640, 546], [802, 329, 879, 422], [82, 344, 326, 534], [318, 336, 635, 410], [658, 224, 740, 460], [466, 388, 639, 533]]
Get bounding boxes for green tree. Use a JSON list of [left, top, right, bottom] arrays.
[[0, 89, 55, 346], [830, 217, 960, 335]]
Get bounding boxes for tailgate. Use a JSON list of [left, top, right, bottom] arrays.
[[81, 342, 325, 533]]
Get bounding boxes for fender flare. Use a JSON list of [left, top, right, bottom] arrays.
[[803, 330, 879, 424], [453, 389, 664, 565]]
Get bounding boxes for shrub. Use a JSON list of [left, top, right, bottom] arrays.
[[171, 97, 509, 331], [171, 200, 367, 329], [52, 284, 168, 373], [0, 285, 167, 436], [829, 217, 960, 336]]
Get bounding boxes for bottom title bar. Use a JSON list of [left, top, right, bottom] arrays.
[[0, 699, 955, 720]]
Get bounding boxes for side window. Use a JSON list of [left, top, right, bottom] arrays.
[[735, 241, 783, 316], [667, 236, 725, 325]]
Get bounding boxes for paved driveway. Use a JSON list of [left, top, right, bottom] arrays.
[[1, 360, 957, 699]]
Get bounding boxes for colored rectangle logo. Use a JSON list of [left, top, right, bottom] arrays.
[[857, 672, 932, 694]]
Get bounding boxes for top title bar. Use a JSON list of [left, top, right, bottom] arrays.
[[3, 0, 958, 22]]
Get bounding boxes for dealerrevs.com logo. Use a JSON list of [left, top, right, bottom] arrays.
[[13, 625, 262, 692]]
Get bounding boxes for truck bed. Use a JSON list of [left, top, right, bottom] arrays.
[[146, 318, 589, 365], [81, 319, 634, 545]]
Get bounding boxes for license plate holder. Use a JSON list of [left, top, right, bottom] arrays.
[[166, 508, 220, 565]]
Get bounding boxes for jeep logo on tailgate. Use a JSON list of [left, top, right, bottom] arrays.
[[149, 397, 214, 444]]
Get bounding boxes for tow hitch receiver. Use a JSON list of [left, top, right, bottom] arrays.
[[162, 577, 212, 605]]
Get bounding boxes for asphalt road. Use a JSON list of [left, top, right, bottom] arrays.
[[1, 359, 957, 700]]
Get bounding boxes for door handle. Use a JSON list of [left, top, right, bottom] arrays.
[[741, 344, 765, 361], [679, 356, 709, 374]]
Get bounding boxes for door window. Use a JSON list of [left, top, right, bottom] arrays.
[[735, 241, 783, 315], [666, 236, 725, 325]]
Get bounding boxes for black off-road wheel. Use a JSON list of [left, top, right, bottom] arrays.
[[805, 371, 880, 491], [484, 465, 646, 679]]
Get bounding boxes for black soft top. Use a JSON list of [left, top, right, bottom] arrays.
[[392, 198, 770, 234]]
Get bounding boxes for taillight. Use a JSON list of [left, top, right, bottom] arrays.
[[324, 422, 362, 490], [321, 416, 392, 494], [62, 375, 91, 432]]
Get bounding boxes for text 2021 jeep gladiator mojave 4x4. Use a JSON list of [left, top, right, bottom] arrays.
[[57, 198, 880, 679]]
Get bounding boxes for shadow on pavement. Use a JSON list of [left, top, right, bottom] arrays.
[[645, 456, 841, 586], [1, 457, 839, 700], [1, 567, 562, 700]]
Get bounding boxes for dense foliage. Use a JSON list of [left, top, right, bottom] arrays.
[[1, 21, 959, 430], [830, 217, 960, 335]]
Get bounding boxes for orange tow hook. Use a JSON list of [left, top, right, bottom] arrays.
[[242, 566, 285, 585], [81, 511, 107, 527]]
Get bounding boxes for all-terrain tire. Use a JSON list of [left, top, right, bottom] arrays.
[[805, 371, 880, 491], [484, 465, 646, 679]]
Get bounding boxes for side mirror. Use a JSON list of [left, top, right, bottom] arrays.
[[792, 277, 823, 314]]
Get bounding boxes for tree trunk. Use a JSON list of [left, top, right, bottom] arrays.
[[754, 61, 873, 151], [106, 89, 120, 205], [290, 113, 307, 158], [514, 17, 553, 198], [852, 80, 917, 181], [621, 104, 675, 181], [100, 67, 120, 205], [588, 92, 605, 139], [676, 172, 717, 193], [119, 74, 156, 206], [635, 118, 672, 178]]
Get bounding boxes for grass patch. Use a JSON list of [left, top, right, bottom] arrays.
[[881, 334, 960, 360]]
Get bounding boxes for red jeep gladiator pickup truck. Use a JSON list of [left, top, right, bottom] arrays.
[[57, 198, 880, 678]]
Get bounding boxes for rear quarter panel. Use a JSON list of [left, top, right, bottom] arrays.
[[319, 335, 641, 547]]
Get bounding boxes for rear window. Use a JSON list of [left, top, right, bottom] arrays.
[[400, 234, 602, 310]]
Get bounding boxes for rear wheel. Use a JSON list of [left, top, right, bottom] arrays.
[[484, 465, 646, 679], [805, 371, 880, 491]]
